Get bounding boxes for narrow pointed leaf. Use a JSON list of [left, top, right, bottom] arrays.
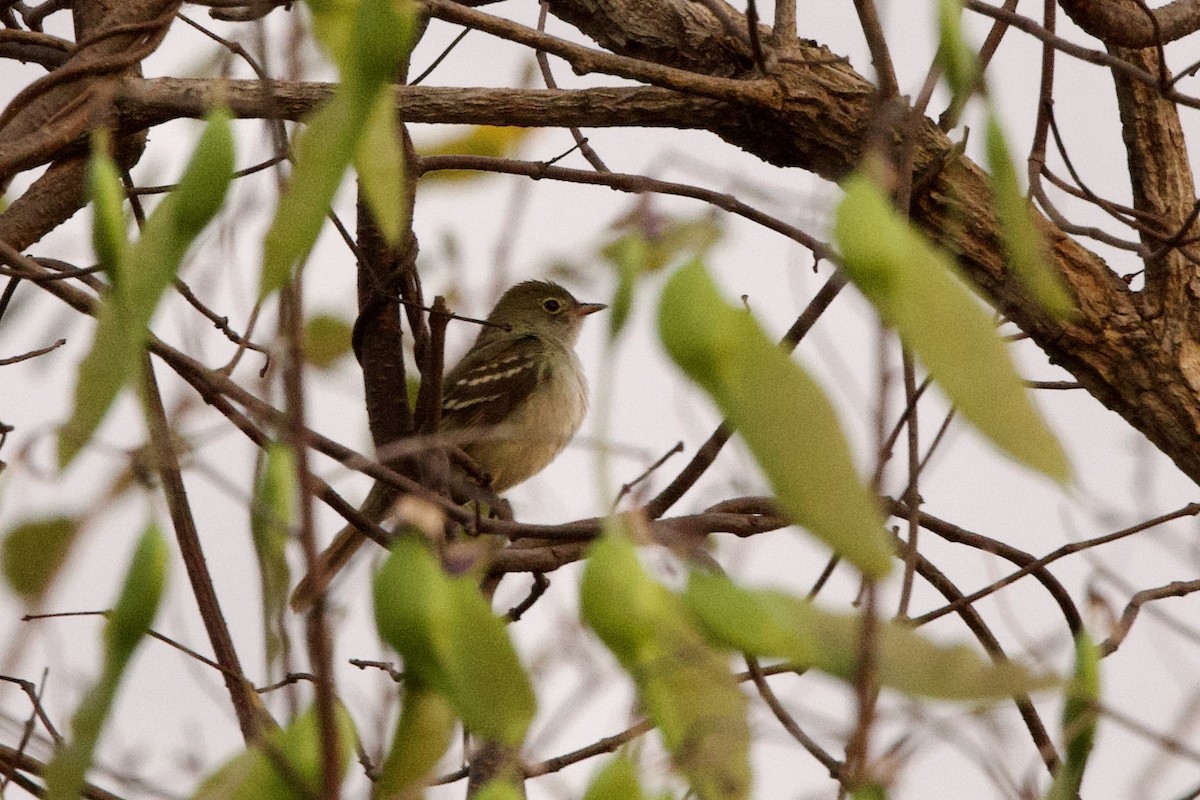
[[835, 174, 1070, 482], [262, 0, 414, 295], [87, 132, 128, 283], [260, 93, 361, 296], [685, 572, 1056, 700], [354, 91, 406, 243], [581, 525, 750, 800], [658, 260, 892, 577], [45, 525, 167, 800], [373, 686, 456, 800], [194, 703, 357, 800], [936, 0, 977, 100], [1046, 632, 1100, 800], [60, 111, 235, 467], [985, 114, 1074, 317], [583, 757, 648, 800], [2, 516, 81, 602], [251, 443, 295, 672], [105, 523, 168, 661], [374, 536, 535, 745]]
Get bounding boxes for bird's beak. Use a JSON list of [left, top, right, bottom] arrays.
[[574, 302, 607, 317]]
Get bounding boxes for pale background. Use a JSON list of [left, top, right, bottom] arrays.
[[1, 2, 1199, 798]]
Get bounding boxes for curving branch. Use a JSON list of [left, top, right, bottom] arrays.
[[1058, 0, 1200, 47]]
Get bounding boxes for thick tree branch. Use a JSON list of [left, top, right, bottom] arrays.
[[533, 0, 1200, 492], [0, 0, 179, 181], [1059, 0, 1200, 47], [1107, 45, 1200, 322], [114, 77, 729, 131]]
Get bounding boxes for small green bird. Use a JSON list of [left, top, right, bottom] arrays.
[[290, 280, 605, 611]]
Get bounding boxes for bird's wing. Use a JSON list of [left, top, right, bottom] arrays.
[[440, 334, 547, 432]]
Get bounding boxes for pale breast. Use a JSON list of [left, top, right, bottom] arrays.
[[467, 344, 588, 491]]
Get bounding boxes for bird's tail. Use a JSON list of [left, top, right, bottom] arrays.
[[289, 482, 392, 613], [288, 525, 365, 613]]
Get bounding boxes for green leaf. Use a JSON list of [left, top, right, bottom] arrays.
[[168, 109, 236, 236], [345, 0, 413, 88], [56, 303, 138, 468], [658, 260, 893, 577], [60, 111, 235, 468], [602, 210, 724, 338], [471, 782, 526, 800], [251, 443, 295, 673], [373, 536, 536, 745], [1, 516, 81, 602], [603, 235, 645, 340], [355, 92, 407, 244], [421, 125, 530, 160], [985, 114, 1074, 317], [105, 524, 168, 662], [373, 686, 456, 800], [261, 94, 361, 296], [835, 174, 1070, 483], [262, 0, 415, 296], [194, 702, 357, 800], [685, 572, 1057, 701], [87, 132, 128, 283], [1046, 632, 1100, 800], [583, 757, 647, 800], [851, 784, 889, 800], [44, 524, 167, 800], [306, 0, 361, 67], [581, 525, 750, 800], [303, 313, 354, 367], [936, 0, 978, 101], [44, 669, 124, 800]]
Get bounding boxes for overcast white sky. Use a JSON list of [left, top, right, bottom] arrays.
[[2, 2, 1200, 799]]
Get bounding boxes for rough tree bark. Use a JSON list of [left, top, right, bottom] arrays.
[[6, 1, 1200, 487]]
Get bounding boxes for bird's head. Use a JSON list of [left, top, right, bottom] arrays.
[[484, 280, 606, 346]]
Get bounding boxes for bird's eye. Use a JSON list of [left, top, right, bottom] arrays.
[[542, 297, 562, 313]]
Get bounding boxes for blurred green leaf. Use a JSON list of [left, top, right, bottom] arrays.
[[835, 174, 1070, 483], [685, 572, 1057, 700], [262, 0, 414, 296], [167, 110, 236, 236], [261, 93, 361, 297], [355, 92, 407, 243], [45, 524, 167, 800], [851, 784, 889, 800], [251, 443, 295, 673], [658, 260, 893, 577], [306, 0, 360, 67], [422, 125, 529, 160], [582, 757, 647, 800], [57, 305, 137, 468], [303, 313, 354, 368], [1, 516, 80, 602], [373, 686, 456, 800], [419, 125, 531, 184], [87, 132, 128, 284], [105, 523, 168, 661], [374, 536, 535, 745], [194, 702, 357, 800], [602, 208, 722, 275], [60, 111, 235, 467], [1046, 632, 1100, 800], [603, 235, 645, 340], [985, 114, 1074, 317], [581, 524, 749, 800], [471, 782, 525, 800], [936, 0, 977, 101]]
